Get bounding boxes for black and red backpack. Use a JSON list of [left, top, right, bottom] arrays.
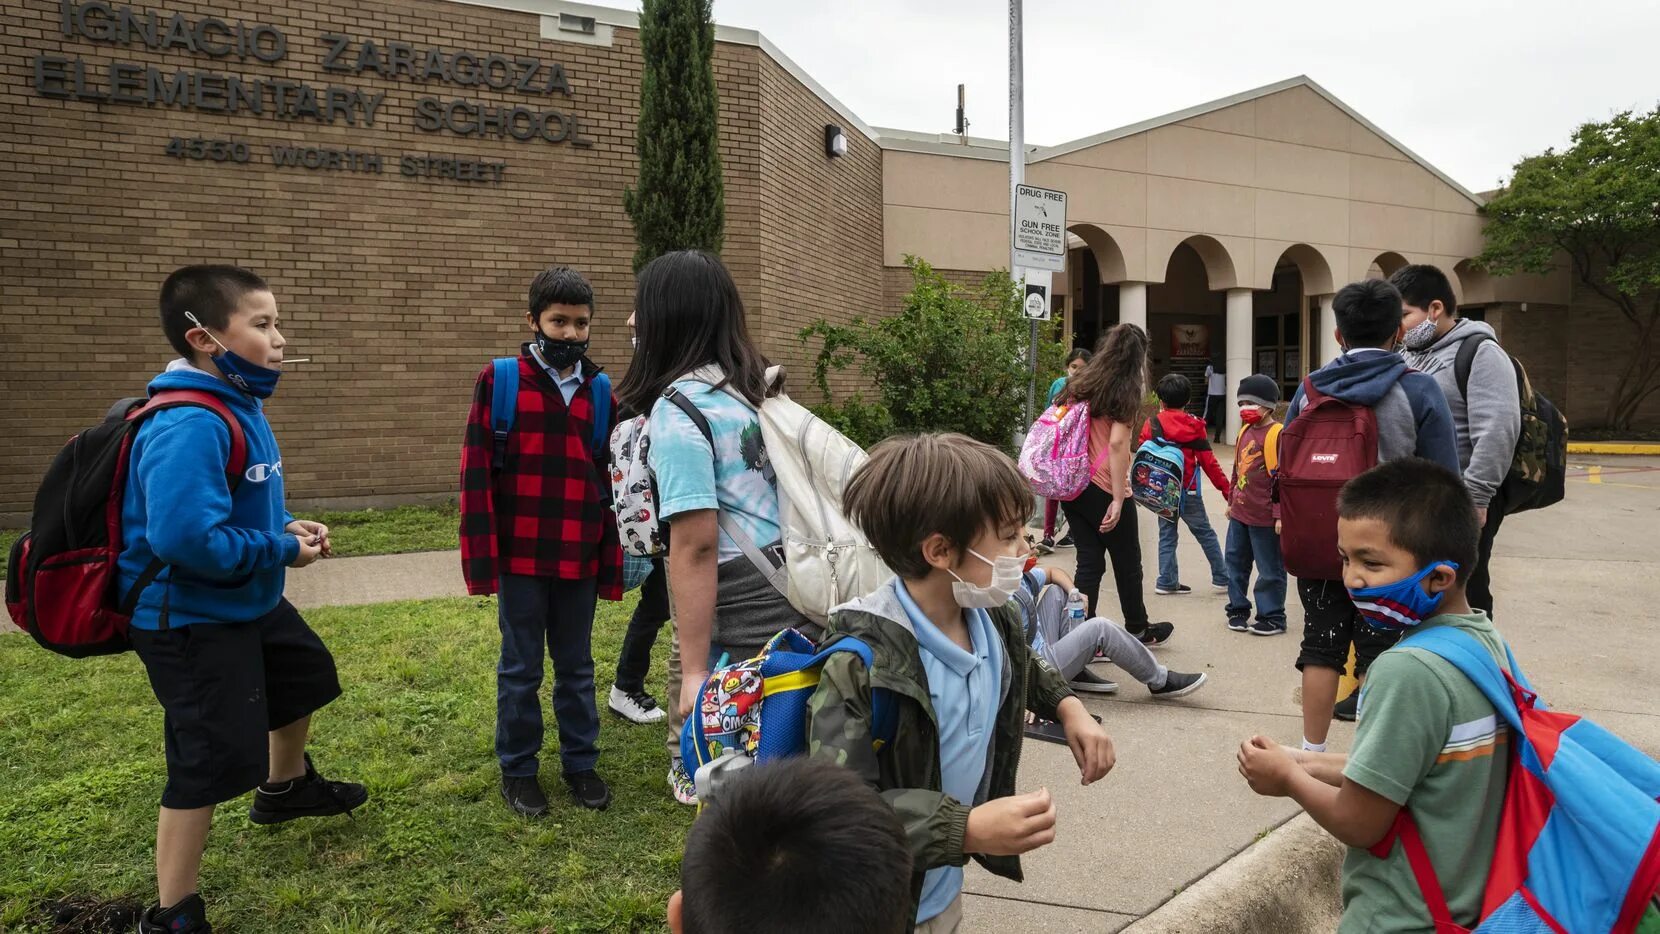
[[1275, 379, 1380, 580], [5, 392, 247, 657]]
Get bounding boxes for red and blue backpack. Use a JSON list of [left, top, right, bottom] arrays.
[[1373, 627, 1660, 933]]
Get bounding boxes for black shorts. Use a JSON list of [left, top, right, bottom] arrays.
[[131, 598, 342, 809], [1295, 579, 1401, 676]]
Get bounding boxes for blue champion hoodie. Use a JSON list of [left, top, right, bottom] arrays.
[[117, 361, 299, 629], [1284, 349, 1461, 473]]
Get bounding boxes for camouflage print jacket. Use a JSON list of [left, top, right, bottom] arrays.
[[805, 578, 1075, 917]]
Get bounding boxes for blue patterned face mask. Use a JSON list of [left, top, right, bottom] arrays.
[[186, 312, 282, 398], [1348, 561, 1459, 631]]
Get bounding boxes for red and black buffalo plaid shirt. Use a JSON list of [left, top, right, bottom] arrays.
[[459, 348, 622, 599]]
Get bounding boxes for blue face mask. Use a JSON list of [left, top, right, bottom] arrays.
[[1348, 561, 1459, 631], [186, 312, 282, 399]]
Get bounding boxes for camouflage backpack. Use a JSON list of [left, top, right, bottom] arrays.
[[1455, 333, 1567, 515]]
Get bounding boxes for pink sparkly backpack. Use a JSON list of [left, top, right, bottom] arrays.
[[1018, 401, 1100, 501]]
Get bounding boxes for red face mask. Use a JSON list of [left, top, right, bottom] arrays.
[[1239, 407, 1266, 425]]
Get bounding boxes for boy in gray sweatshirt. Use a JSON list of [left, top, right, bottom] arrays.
[[1391, 265, 1520, 618]]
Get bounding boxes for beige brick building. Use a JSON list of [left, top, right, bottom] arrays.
[[1, 0, 1648, 522]]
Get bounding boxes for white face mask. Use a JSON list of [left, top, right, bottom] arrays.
[[949, 548, 1026, 609]]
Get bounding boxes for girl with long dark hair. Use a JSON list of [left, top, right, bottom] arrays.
[[616, 250, 814, 804], [1058, 322, 1174, 646]]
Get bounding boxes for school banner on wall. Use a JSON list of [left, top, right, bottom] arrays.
[[1170, 323, 1212, 358]]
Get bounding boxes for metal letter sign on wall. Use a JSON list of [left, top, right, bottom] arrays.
[[1013, 184, 1066, 272]]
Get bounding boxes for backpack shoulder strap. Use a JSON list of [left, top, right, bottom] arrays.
[[589, 371, 612, 449], [662, 387, 716, 447], [1264, 422, 1283, 474], [491, 357, 519, 466], [1398, 627, 1527, 731], [1454, 332, 1493, 401], [814, 635, 897, 748], [138, 390, 249, 484]]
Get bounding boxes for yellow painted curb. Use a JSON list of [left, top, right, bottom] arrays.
[[1568, 442, 1660, 455]]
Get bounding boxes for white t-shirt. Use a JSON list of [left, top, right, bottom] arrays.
[[1206, 366, 1226, 396]]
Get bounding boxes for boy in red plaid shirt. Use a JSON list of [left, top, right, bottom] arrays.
[[459, 266, 623, 817]]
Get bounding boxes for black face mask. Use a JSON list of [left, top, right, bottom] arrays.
[[536, 333, 588, 370]]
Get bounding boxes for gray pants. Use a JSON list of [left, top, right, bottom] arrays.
[[1032, 584, 1166, 687]]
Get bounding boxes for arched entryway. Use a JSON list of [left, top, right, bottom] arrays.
[[1255, 244, 1338, 401], [1064, 224, 1129, 352], [1146, 237, 1240, 418]]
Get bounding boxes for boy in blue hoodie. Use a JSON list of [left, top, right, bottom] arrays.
[[1282, 278, 1459, 754], [119, 265, 366, 934]]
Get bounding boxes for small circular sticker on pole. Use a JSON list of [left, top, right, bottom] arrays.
[[1024, 292, 1046, 318]]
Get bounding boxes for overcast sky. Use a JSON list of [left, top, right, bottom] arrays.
[[602, 0, 1660, 192]]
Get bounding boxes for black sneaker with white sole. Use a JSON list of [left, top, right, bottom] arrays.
[[1149, 670, 1207, 698], [138, 894, 211, 933], [1333, 692, 1359, 722], [1249, 620, 1288, 637], [501, 774, 549, 818], [564, 769, 612, 810], [1067, 668, 1119, 694], [1227, 617, 1251, 632], [1133, 622, 1175, 647], [1054, 534, 1075, 549], [248, 754, 367, 825], [1154, 584, 1193, 596], [609, 685, 666, 724]]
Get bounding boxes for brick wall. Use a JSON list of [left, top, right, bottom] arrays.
[[1492, 286, 1660, 431], [1487, 302, 1570, 414], [0, 0, 885, 520]]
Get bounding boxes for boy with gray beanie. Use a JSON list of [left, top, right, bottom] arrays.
[[1224, 374, 1288, 636]]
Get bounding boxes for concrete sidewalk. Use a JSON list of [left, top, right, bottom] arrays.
[[10, 453, 1652, 931]]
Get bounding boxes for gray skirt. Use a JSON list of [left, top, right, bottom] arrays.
[[712, 553, 822, 659]]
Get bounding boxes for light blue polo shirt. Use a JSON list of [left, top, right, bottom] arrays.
[[894, 579, 1005, 923]]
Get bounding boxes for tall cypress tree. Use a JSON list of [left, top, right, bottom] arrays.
[[624, 0, 725, 271]]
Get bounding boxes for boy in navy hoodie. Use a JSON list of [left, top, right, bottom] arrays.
[[1282, 278, 1459, 753], [121, 265, 366, 934]]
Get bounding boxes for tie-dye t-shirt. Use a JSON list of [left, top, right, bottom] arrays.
[[647, 378, 781, 564]]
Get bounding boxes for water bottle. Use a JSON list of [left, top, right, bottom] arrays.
[[1066, 589, 1088, 625]]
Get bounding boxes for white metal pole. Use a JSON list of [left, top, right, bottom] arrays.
[[1011, 0, 1035, 425]]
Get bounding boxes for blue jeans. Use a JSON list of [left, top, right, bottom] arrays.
[[496, 574, 600, 777], [1225, 519, 1287, 627], [1156, 490, 1226, 590]]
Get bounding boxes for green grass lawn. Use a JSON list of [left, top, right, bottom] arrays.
[[0, 503, 458, 582], [0, 594, 687, 933], [291, 502, 461, 558]]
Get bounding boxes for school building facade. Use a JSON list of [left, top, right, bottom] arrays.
[[0, 0, 1645, 521]]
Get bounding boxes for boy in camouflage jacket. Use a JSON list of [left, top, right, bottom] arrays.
[[807, 434, 1116, 933]]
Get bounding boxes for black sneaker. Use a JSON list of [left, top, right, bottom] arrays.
[[500, 774, 549, 818], [1150, 671, 1208, 698], [564, 769, 612, 810], [1249, 619, 1288, 637], [1134, 622, 1175, 647], [1067, 668, 1119, 694], [1333, 692, 1360, 722], [138, 893, 211, 933], [248, 754, 367, 825], [1154, 583, 1193, 596], [1054, 535, 1075, 549], [1226, 617, 1251, 632]]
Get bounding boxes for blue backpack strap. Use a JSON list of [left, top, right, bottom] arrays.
[[814, 635, 898, 748], [1398, 627, 1528, 731], [590, 372, 612, 450], [491, 357, 519, 468]]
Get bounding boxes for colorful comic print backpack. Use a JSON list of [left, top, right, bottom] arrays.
[[675, 629, 897, 806], [1130, 417, 1188, 519]]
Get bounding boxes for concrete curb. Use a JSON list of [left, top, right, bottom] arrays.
[[1121, 812, 1343, 934], [1568, 442, 1660, 455]]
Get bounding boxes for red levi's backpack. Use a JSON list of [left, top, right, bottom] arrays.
[[5, 392, 247, 657], [1275, 378, 1379, 580]]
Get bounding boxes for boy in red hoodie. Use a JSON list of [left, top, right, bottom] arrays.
[[1141, 373, 1230, 595]]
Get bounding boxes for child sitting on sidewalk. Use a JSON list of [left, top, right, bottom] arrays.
[[1141, 373, 1230, 596], [1016, 556, 1208, 699], [1224, 374, 1288, 636], [807, 432, 1115, 933], [1237, 458, 1503, 932]]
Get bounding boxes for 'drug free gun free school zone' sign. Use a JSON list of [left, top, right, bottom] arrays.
[[30, 1, 603, 184]]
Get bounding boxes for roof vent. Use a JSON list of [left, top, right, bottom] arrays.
[[558, 13, 596, 35]]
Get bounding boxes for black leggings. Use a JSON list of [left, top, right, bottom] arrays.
[[1060, 483, 1150, 633]]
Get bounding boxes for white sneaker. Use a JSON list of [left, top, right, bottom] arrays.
[[608, 685, 666, 724]]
